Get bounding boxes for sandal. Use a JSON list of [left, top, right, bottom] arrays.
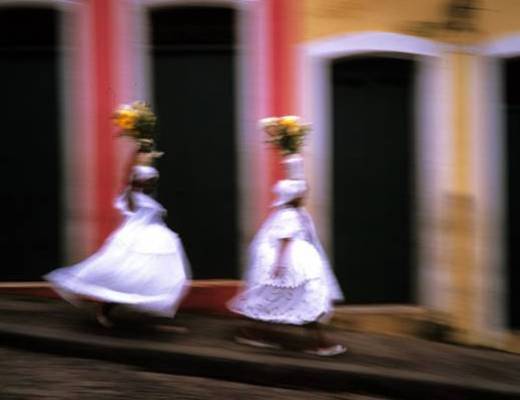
[[304, 344, 347, 357]]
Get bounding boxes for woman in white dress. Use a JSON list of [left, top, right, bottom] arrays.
[[45, 163, 191, 327], [229, 178, 346, 356]]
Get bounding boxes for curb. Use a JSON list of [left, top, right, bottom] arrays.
[[1, 322, 518, 400]]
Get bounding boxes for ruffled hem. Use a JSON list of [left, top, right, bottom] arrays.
[[46, 272, 188, 317], [228, 278, 332, 325], [230, 307, 332, 326], [251, 277, 319, 289]]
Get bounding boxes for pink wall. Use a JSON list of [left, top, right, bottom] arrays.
[[83, 0, 301, 253]]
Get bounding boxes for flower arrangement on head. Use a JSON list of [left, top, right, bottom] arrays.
[[260, 115, 310, 156], [113, 101, 163, 164]]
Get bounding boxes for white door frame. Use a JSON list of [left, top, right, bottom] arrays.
[[299, 32, 451, 306], [0, 0, 95, 263], [134, 0, 267, 273]]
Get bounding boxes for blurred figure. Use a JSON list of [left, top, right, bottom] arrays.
[[229, 156, 345, 356], [45, 149, 191, 328]]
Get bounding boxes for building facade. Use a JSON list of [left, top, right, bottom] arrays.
[[0, 0, 518, 352]]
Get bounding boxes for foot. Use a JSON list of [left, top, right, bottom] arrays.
[[155, 325, 189, 334], [234, 335, 280, 349], [304, 344, 347, 357], [96, 312, 114, 328]]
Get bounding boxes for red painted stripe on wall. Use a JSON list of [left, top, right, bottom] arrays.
[[266, 0, 299, 187], [92, 0, 118, 248], [113, 0, 138, 196], [249, 0, 271, 221], [0, 281, 241, 315]]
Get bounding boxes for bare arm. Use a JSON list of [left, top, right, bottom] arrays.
[[125, 187, 136, 212], [272, 237, 291, 278]]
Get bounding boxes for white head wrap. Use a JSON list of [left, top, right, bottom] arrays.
[[282, 153, 305, 180], [272, 179, 308, 207], [132, 165, 159, 181]]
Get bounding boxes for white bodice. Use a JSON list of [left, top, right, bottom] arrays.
[[110, 190, 177, 254], [115, 190, 166, 223], [261, 207, 311, 244]]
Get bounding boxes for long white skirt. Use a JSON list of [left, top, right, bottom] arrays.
[[230, 240, 333, 325], [46, 221, 190, 317]]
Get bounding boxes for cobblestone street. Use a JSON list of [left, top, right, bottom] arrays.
[[0, 346, 386, 400], [1, 295, 519, 399]]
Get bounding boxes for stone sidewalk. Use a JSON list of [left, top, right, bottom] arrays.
[[0, 294, 519, 400]]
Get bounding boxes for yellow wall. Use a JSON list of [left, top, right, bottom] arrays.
[[303, 0, 441, 41], [303, 0, 520, 43], [302, 0, 520, 351]]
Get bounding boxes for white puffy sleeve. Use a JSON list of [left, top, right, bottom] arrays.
[[269, 208, 302, 240]]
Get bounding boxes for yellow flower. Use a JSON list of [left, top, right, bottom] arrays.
[[287, 125, 300, 135], [114, 107, 138, 130], [279, 115, 299, 127]]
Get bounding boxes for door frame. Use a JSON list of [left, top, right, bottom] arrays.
[[299, 32, 451, 306], [133, 0, 267, 273], [0, 0, 95, 267]]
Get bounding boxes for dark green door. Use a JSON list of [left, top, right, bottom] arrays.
[[332, 57, 416, 304], [0, 7, 61, 281], [504, 57, 520, 329], [150, 6, 237, 279]]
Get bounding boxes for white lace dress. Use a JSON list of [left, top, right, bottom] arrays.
[[45, 191, 191, 317], [229, 207, 343, 325]]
